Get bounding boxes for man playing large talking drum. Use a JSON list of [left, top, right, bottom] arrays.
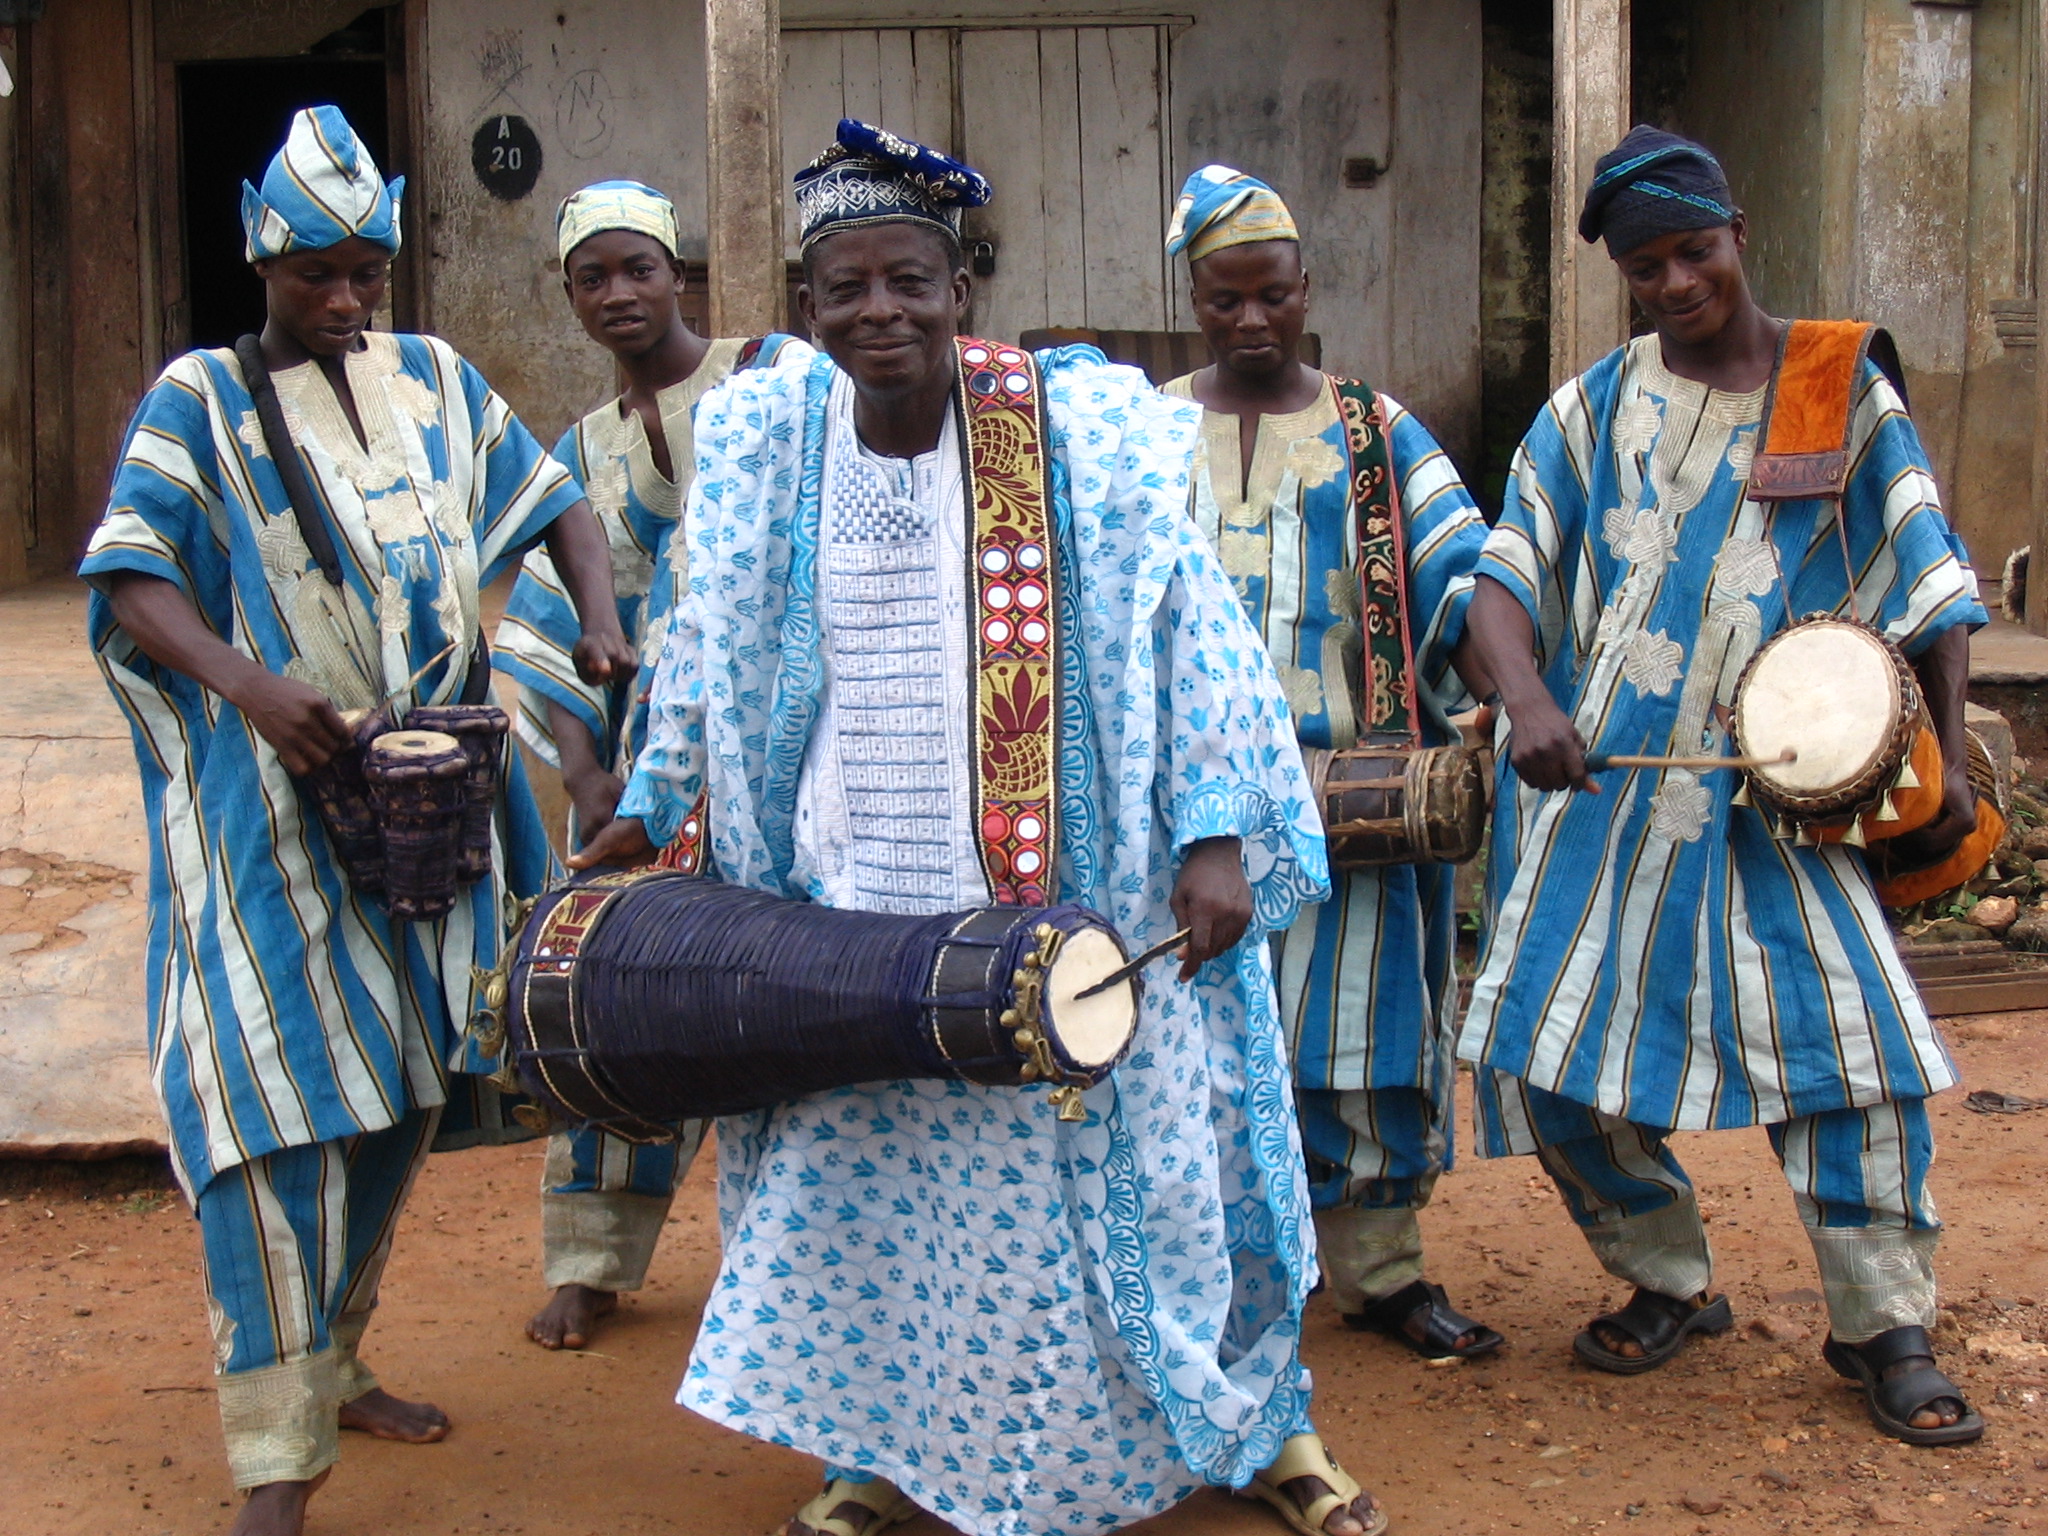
[[78, 107, 635, 1536], [1162, 166, 1503, 1362], [573, 120, 1390, 1536], [497, 179, 808, 1353], [1452, 125, 1987, 1445]]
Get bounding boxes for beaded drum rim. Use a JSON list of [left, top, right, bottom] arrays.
[[1732, 616, 1924, 822]]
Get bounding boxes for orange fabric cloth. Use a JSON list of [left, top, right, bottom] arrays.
[[1764, 320, 1872, 458]]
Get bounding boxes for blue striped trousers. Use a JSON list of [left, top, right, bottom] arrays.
[[1482, 1075, 1940, 1343], [540, 1122, 706, 1290], [194, 1108, 439, 1488]]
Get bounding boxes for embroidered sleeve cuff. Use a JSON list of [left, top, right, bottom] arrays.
[[1171, 779, 1331, 936], [617, 771, 688, 847]]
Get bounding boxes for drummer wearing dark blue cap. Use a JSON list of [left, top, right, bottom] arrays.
[[1451, 124, 1985, 1447]]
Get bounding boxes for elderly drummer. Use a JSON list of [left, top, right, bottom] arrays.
[[1451, 125, 1986, 1445], [1161, 167, 1503, 1362], [79, 107, 634, 1536], [573, 121, 1397, 1536]]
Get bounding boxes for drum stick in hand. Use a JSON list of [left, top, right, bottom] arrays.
[[1075, 927, 1194, 1000], [1582, 749, 1797, 773]]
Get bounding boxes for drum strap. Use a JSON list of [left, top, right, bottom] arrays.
[[1746, 319, 1905, 624], [234, 333, 493, 706], [1330, 378, 1421, 747], [954, 337, 1061, 906]]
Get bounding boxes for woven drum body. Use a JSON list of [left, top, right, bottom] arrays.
[[1307, 745, 1487, 868], [364, 729, 469, 922], [1733, 617, 1933, 839], [407, 703, 508, 884], [298, 705, 392, 895], [502, 871, 1138, 1139]]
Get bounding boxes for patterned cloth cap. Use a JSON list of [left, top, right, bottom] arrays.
[[1164, 165, 1299, 263], [793, 119, 991, 252], [556, 180, 681, 265], [241, 105, 403, 263], [1578, 124, 1735, 257]]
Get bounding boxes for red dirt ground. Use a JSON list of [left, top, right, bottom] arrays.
[[2, 1014, 2044, 1536]]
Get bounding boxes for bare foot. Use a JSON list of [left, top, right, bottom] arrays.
[[527, 1283, 618, 1350], [338, 1386, 450, 1443], [227, 1471, 327, 1536], [1280, 1475, 1384, 1536]]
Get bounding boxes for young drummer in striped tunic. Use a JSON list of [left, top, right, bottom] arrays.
[[1162, 167, 1502, 1360], [78, 109, 636, 1536], [496, 180, 807, 1351], [1452, 126, 1984, 1444]]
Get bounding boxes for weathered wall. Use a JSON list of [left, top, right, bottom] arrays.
[[0, 27, 29, 585], [1953, 0, 2036, 574], [1647, 0, 2023, 572], [417, 1, 708, 441], [1661, 0, 1827, 322], [414, 0, 1483, 460], [1478, 0, 1551, 509]]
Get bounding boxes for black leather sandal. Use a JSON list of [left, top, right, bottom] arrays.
[[1572, 1287, 1733, 1374], [1345, 1278, 1506, 1360], [1823, 1326, 1984, 1446]]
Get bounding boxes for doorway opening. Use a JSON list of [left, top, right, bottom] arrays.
[[174, 9, 395, 352]]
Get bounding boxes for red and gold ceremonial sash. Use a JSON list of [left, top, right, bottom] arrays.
[[1331, 378, 1420, 744], [955, 337, 1060, 907]]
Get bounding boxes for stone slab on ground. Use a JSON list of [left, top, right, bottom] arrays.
[[1968, 613, 2048, 686], [0, 580, 162, 1159]]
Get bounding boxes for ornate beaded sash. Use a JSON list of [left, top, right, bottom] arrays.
[[955, 337, 1060, 907], [1332, 378, 1420, 745]]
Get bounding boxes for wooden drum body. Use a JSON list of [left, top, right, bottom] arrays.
[[1306, 744, 1488, 869], [364, 729, 469, 922]]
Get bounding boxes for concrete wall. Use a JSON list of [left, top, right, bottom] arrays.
[[413, 0, 1484, 460], [1646, 0, 2027, 574], [416, 1, 710, 441], [1953, 0, 2036, 574]]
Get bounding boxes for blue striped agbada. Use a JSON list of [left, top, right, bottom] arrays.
[[1165, 377, 1487, 1101], [80, 333, 578, 1196], [1449, 335, 1983, 1144]]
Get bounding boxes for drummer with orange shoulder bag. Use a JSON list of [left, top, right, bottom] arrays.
[[1452, 125, 1991, 1447], [1162, 166, 1507, 1365]]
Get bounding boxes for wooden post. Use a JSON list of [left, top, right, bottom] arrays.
[[705, 0, 784, 338], [0, 26, 29, 587], [1549, 0, 1631, 387]]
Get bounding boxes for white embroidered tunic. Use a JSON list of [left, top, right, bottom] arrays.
[[796, 374, 985, 911]]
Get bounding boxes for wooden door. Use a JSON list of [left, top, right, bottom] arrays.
[[957, 27, 1169, 341], [780, 24, 1170, 345]]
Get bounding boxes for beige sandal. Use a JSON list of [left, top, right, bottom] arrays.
[[785, 1476, 918, 1536], [1237, 1432, 1387, 1536]]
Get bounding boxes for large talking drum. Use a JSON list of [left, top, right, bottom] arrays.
[[1732, 617, 1943, 845], [365, 730, 469, 921], [497, 870, 1141, 1140], [1304, 744, 1488, 868]]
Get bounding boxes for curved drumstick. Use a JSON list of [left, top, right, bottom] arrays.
[[1074, 927, 1193, 1000], [1582, 749, 1798, 773]]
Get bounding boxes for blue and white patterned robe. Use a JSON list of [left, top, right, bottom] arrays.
[[1167, 375, 1488, 1100], [80, 333, 577, 1197], [1449, 335, 1984, 1147], [616, 346, 1330, 1534]]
